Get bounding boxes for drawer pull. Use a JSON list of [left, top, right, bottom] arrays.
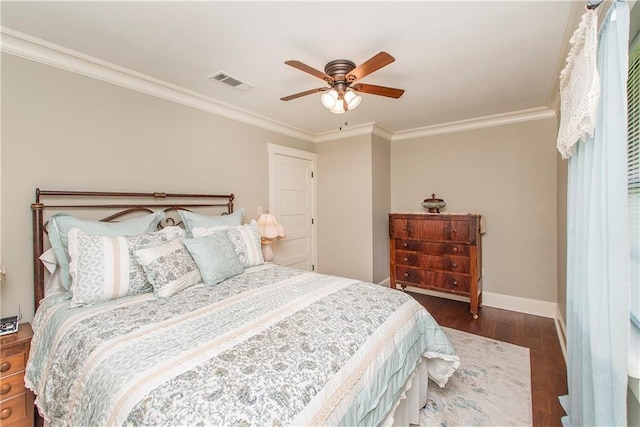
[[403, 242, 408, 248], [452, 228, 458, 233], [452, 247, 458, 253], [453, 280, 458, 286], [403, 257, 409, 262], [452, 262, 458, 268], [0, 362, 10, 373], [0, 408, 11, 420], [403, 273, 409, 278], [0, 383, 11, 395]]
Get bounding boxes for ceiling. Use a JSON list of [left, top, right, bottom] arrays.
[[1, 1, 582, 137]]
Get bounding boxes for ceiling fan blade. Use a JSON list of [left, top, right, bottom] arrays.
[[280, 87, 329, 101], [347, 52, 395, 82], [285, 60, 333, 82], [351, 83, 405, 99]]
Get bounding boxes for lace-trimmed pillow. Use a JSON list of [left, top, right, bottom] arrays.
[[67, 226, 184, 307], [178, 208, 245, 236], [192, 220, 264, 267], [46, 211, 166, 291], [134, 239, 202, 298]]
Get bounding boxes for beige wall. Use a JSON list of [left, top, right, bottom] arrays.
[[391, 118, 559, 302], [1, 52, 563, 322], [315, 132, 391, 284], [316, 134, 373, 281], [0, 54, 314, 321], [371, 134, 391, 283]]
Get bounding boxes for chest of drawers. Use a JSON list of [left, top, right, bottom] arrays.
[[0, 323, 34, 427], [389, 213, 483, 318]]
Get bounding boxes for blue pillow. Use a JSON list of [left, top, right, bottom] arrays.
[[178, 208, 244, 235], [182, 232, 244, 286], [46, 212, 165, 290]]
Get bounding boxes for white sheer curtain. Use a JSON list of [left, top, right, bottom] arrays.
[[560, 1, 631, 426]]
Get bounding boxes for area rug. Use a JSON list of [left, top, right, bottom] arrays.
[[421, 327, 532, 426]]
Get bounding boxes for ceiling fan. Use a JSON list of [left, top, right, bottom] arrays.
[[280, 51, 405, 114]]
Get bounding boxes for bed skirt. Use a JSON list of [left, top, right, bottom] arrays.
[[383, 357, 430, 427]]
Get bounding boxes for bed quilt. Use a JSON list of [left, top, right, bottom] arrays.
[[26, 264, 458, 426]]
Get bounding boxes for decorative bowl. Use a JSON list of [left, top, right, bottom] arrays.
[[422, 193, 446, 213]]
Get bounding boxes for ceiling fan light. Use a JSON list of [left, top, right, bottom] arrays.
[[321, 90, 339, 109], [329, 102, 345, 114], [344, 90, 362, 110]]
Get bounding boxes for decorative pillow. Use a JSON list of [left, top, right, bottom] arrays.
[[192, 220, 264, 267], [46, 212, 165, 290], [134, 239, 202, 298], [67, 227, 184, 306], [39, 248, 65, 297], [182, 232, 244, 286], [178, 208, 244, 235]]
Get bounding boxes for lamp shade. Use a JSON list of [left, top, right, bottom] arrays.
[[321, 89, 339, 109], [256, 214, 286, 240], [344, 90, 362, 110], [321, 89, 361, 114]]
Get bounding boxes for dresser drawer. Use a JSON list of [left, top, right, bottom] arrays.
[[390, 218, 470, 242], [0, 392, 29, 425], [0, 323, 34, 427], [0, 354, 25, 378], [0, 371, 26, 400], [395, 267, 471, 293], [394, 239, 470, 257], [395, 250, 470, 273]]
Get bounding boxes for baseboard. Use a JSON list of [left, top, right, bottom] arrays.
[[387, 280, 556, 319], [482, 291, 556, 318], [377, 277, 391, 287], [555, 305, 568, 365]]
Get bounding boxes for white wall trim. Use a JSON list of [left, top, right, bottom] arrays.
[[267, 143, 318, 271], [372, 124, 394, 141], [482, 291, 556, 318], [391, 107, 557, 141], [2, 27, 558, 145], [378, 277, 391, 287], [315, 122, 393, 143], [0, 27, 316, 143], [267, 143, 314, 160], [555, 304, 568, 364], [314, 122, 375, 143], [396, 284, 557, 318]]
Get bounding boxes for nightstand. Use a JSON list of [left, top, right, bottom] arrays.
[[0, 323, 34, 427]]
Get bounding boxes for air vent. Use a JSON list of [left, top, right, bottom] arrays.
[[208, 71, 253, 91]]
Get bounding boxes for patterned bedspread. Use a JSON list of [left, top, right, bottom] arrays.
[[26, 264, 459, 426]]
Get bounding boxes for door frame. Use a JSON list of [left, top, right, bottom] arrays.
[[267, 143, 318, 271]]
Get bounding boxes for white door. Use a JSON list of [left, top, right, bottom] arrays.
[[268, 144, 316, 271]]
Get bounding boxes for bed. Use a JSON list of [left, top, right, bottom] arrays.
[[26, 189, 459, 426]]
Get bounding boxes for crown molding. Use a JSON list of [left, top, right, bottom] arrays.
[[0, 27, 316, 142], [1, 27, 557, 145], [371, 123, 393, 141], [391, 106, 557, 142], [314, 122, 393, 143]]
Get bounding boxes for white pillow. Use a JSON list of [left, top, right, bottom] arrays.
[[39, 248, 65, 297], [192, 220, 264, 267], [67, 226, 184, 306], [134, 239, 202, 298]]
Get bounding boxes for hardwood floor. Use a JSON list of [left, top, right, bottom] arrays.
[[408, 292, 567, 427]]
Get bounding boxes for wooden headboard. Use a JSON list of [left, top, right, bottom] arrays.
[[31, 189, 235, 311]]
